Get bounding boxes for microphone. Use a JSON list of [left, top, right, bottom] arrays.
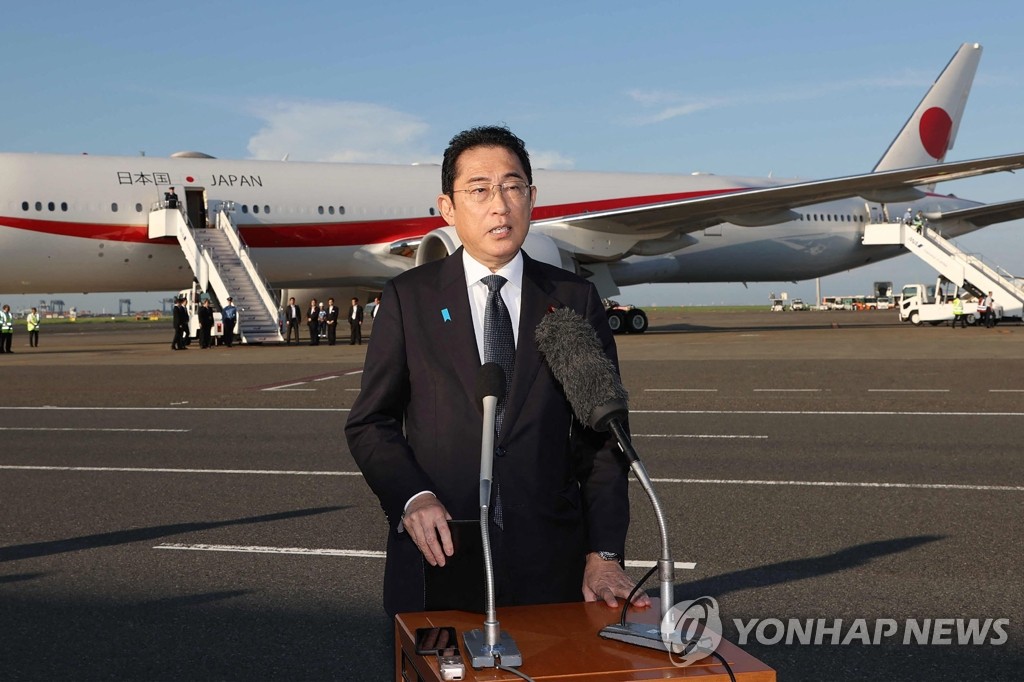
[[463, 363, 523, 669], [535, 307, 676, 650]]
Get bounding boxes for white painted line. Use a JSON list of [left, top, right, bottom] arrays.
[[630, 409, 1024, 416], [344, 370, 364, 376], [154, 543, 385, 558], [0, 427, 190, 432], [753, 389, 822, 392], [314, 376, 339, 382], [646, 478, 1024, 492], [644, 389, 718, 392], [634, 434, 767, 439], [345, 388, 361, 392], [989, 389, 1024, 393], [0, 407, 348, 412], [867, 389, 950, 393], [263, 382, 315, 392], [0, 465, 362, 476], [626, 560, 696, 570]]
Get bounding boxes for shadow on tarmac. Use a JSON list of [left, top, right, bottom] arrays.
[[0, 506, 348, 562]]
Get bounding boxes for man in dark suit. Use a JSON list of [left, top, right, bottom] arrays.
[[326, 297, 340, 345], [285, 296, 301, 344], [306, 298, 319, 346], [348, 297, 363, 345], [346, 126, 647, 617], [170, 296, 189, 350]]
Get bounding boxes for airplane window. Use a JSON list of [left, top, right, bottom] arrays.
[[264, 205, 270, 214], [21, 201, 28, 211], [339, 206, 345, 215], [241, 204, 248, 214], [253, 205, 260, 214], [318, 206, 324, 215], [135, 203, 143, 213], [429, 207, 436, 216], [48, 201, 55, 211], [35, 201, 42, 211], [111, 203, 118, 212], [61, 202, 68, 212], [329, 206, 335, 215]]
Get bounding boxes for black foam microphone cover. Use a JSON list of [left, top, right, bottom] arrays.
[[475, 361, 506, 409], [535, 307, 628, 431]]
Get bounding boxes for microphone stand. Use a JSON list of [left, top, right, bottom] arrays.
[[598, 418, 676, 650], [462, 391, 523, 668]]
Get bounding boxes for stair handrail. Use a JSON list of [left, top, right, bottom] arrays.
[[214, 205, 280, 319]]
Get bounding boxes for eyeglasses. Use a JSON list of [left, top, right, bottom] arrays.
[[452, 181, 532, 204]]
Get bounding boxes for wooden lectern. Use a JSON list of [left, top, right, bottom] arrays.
[[395, 599, 775, 681]]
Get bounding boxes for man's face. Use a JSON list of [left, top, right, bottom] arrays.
[[437, 145, 535, 271]]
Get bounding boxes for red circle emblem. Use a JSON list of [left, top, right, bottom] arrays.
[[919, 107, 953, 160], [186, 176, 195, 183]]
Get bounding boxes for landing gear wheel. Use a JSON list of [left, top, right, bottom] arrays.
[[625, 309, 649, 333], [607, 310, 625, 333]]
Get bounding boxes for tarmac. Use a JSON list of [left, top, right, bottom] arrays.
[[1, 309, 1021, 681]]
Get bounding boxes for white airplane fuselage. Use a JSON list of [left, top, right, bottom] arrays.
[[0, 152, 982, 295]]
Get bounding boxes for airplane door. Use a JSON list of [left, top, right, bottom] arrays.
[[184, 188, 208, 229]]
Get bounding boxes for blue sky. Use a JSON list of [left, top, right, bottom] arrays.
[[3, 0, 1024, 311]]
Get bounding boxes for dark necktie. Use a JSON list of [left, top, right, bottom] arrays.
[[481, 275, 515, 434], [481, 274, 515, 529]]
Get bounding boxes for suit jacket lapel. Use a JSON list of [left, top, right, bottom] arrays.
[[436, 249, 482, 407]]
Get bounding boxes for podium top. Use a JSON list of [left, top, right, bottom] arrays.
[[395, 599, 775, 681]]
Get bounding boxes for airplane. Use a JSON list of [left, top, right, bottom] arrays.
[[3, 42, 1024, 333]]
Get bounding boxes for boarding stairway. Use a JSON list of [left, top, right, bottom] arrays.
[[863, 222, 1024, 316], [149, 203, 284, 343]]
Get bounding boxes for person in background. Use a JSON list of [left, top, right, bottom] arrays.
[[26, 307, 40, 348], [348, 297, 363, 345], [951, 295, 964, 329], [0, 304, 14, 353], [198, 299, 214, 348], [171, 296, 189, 350], [326, 297, 339, 346], [307, 298, 320, 346], [165, 186, 179, 210], [222, 297, 237, 347], [285, 296, 301, 344], [371, 296, 382, 320]]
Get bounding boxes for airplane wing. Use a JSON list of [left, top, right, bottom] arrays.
[[533, 152, 1024, 238], [927, 197, 1024, 228]]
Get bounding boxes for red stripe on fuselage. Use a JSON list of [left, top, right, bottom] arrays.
[[0, 188, 737, 247]]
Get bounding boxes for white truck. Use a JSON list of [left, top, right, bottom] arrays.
[[897, 281, 998, 326]]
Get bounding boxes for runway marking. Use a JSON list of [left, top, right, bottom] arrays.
[[0, 465, 362, 476], [644, 389, 718, 392], [0, 427, 189, 433], [634, 434, 767, 439], [631, 409, 1024, 417], [867, 389, 950, 393], [8, 464, 1019, 493], [314, 376, 339, 382], [753, 389, 823, 392], [155, 543, 386, 557], [0, 407, 348, 412], [263, 382, 315, 392], [647, 478, 1024, 492], [990, 389, 1024, 393], [626, 560, 696, 570]]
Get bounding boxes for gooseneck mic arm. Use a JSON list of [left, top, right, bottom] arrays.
[[536, 307, 676, 650], [463, 363, 523, 668]]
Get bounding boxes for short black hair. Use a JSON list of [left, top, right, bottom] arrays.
[[441, 125, 532, 197]]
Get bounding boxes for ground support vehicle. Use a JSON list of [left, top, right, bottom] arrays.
[[604, 299, 649, 334]]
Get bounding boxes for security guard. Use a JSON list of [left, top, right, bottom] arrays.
[[26, 307, 41, 347], [951, 296, 964, 329], [0, 304, 13, 353]]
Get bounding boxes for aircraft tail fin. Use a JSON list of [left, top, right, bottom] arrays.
[[873, 42, 982, 173]]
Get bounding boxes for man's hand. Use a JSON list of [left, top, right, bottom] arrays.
[[582, 552, 652, 608], [402, 493, 453, 566]]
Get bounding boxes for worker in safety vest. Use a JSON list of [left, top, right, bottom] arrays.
[[0, 304, 13, 353], [26, 307, 40, 347], [951, 296, 964, 329]]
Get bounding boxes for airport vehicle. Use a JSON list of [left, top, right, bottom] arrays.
[[896, 280, 1003, 325], [4, 44, 1024, 337], [790, 298, 807, 311], [770, 299, 786, 312], [603, 299, 649, 334], [876, 296, 893, 310]]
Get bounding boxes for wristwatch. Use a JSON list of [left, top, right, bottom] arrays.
[[596, 551, 622, 562]]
